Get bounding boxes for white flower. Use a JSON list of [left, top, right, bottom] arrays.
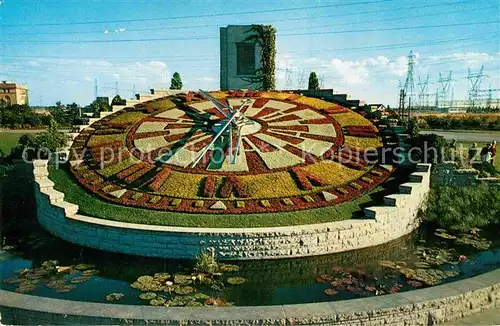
[[165, 281, 173, 286]]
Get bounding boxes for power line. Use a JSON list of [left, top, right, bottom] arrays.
[[1, 2, 488, 37], [1, 20, 497, 44], [0, 0, 396, 27]]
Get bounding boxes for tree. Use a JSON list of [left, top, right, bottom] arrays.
[[242, 25, 276, 91], [308, 72, 320, 90], [111, 95, 125, 106], [170, 72, 183, 90]]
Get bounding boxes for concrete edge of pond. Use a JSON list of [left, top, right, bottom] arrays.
[[0, 268, 499, 325], [32, 160, 432, 260]]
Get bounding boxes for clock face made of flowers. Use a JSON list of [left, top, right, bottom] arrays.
[[70, 91, 391, 214]]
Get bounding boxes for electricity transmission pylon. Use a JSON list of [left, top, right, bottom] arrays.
[[400, 51, 416, 120], [417, 75, 429, 109], [437, 71, 452, 109], [467, 65, 485, 110]]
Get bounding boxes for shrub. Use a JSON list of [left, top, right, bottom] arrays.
[[423, 184, 500, 231]]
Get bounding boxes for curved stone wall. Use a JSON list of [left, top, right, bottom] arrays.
[[33, 159, 430, 260], [1, 267, 499, 325]]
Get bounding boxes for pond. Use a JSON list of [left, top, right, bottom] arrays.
[[1, 214, 500, 307]]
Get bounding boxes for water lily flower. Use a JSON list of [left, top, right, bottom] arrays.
[[459, 255, 467, 262], [165, 281, 173, 286]]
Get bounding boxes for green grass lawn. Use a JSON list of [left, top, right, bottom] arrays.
[[456, 141, 499, 170], [0, 132, 27, 154], [48, 165, 401, 228]]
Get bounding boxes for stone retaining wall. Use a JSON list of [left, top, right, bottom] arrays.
[[432, 162, 500, 187], [33, 161, 431, 260], [1, 267, 499, 325]]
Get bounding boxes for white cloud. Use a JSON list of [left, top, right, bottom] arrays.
[[195, 76, 215, 82], [429, 52, 500, 67]]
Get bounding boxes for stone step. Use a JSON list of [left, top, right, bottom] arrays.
[[36, 177, 54, 190], [44, 188, 65, 203], [416, 163, 431, 172], [399, 182, 421, 194], [409, 172, 429, 183], [33, 166, 49, 178], [33, 160, 49, 168], [363, 206, 396, 221], [53, 201, 79, 217], [383, 194, 407, 207]]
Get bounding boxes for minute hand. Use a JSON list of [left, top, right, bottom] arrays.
[[191, 112, 238, 168]]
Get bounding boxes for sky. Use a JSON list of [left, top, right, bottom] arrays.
[[0, 0, 498, 107]]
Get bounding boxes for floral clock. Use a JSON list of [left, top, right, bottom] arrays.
[[69, 91, 391, 214]]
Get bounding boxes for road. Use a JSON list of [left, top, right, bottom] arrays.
[[421, 130, 500, 143]]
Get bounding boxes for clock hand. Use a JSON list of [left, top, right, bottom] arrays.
[[232, 125, 243, 164], [199, 89, 232, 119], [191, 112, 239, 168]]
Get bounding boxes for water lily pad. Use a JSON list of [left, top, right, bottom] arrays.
[[55, 284, 76, 293], [70, 276, 90, 284], [105, 292, 124, 302], [15, 283, 37, 293], [82, 269, 100, 276], [378, 260, 398, 269], [434, 232, 457, 240], [3, 277, 21, 284], [194, 293, 210, 301], [174, 274, 192, 285], [153, 272, 171, 282], [174, 286, 194, 295], [218, 264, 240, 273], [45, 280, 66, 289], [41, 260, 59, 269], [226, 277, 246, 285], [139, 292, 157, 300], [131, 275, 164, 292], [149, 297, 166, 306], [73, 264, 95, 271], [2, 245, 17, 251], [324, 288, 337, 296], [455, 235, 491, 250]]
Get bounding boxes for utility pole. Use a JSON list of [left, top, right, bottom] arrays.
[[115, 81, 119, 96], [133, 84, 136, 98], [467, 65, 484, 111]]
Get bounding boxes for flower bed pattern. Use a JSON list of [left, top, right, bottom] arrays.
[[68, 91, 392, 214]]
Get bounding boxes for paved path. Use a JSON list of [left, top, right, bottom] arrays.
[[443, 307, 500, 325], [421, 130, 500, 143]]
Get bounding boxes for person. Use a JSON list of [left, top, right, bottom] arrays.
[[490, 141, 497, 165], [480, 143, 492, 164], [468, 142, 478, 162]]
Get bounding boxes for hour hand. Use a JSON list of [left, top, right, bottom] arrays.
[[199, 89, 232, 119]]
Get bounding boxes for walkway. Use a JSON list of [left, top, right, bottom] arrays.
[[421, 130, 500, 143]]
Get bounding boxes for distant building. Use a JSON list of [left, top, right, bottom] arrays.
[[220, 25, 262, 90], [0, 81, 29, 107]]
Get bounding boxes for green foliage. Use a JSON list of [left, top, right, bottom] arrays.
[[170, 72, 183, 90], [194, 251, 218, 274], [407, 117, 420, 137], [243, 25, 276, 90], [90, 99, 111, 113], [10, 121, 68, 159], [111, 95, 125, 106], [0, 104, 46, 128], [423, 184, 500, 231], [409, 133, 451, 163], [308, 72, 320, 90], [417, 115, 500, 131]]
